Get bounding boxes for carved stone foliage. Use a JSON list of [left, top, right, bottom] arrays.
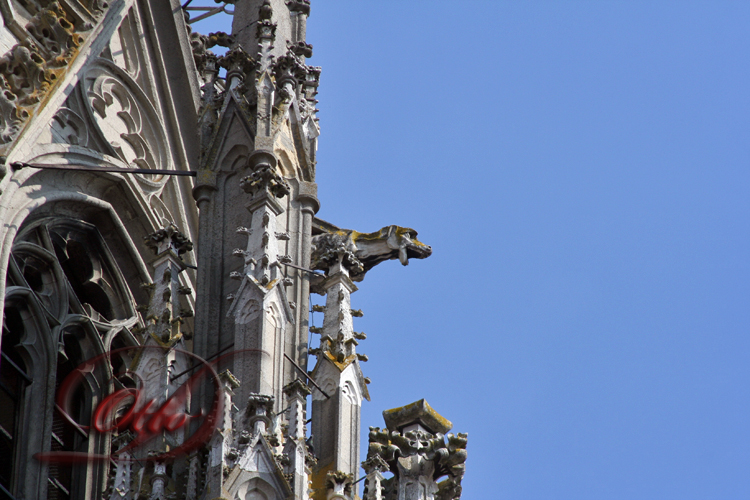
[[26, 1, 84, 66], [219, 45, 257, 85], [191, 30, 235, 75], [326, 470, 354, 500], [83, 61, 169, 175], [0, 0, 109, 148], [239, 163, 291, 198], [365, 401, 467, 500], [311, 232, 363, 275], [143, 223, 193, 255], [273, 51, 308, 92]]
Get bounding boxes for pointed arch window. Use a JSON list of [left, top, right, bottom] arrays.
[[0, 217, 142, 500]]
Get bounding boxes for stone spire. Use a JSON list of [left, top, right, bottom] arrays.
[[140, 224, 194, 346], [308, 233, 370, 499], [135, 224, 194, 414], [233, 0, 312, 61], [103, 225, 195, 499], [228, 158, 295, 408]]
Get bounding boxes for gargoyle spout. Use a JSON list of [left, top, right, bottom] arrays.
[[311, 223, 432, 281]]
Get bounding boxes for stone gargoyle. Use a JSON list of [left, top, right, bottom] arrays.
[[311, 224, 432, 281]]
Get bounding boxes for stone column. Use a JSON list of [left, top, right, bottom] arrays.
[[206, 370, 240, 497]]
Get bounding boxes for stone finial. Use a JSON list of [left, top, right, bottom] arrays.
[[273, 50, 308, 90], [310, 233, 363, 275], [144, 224, 193, 255], [283, 378, 312, 399], [259, 0, 273, 20], [362, 455, 389, 475], [325, 471, 354, 500], [366, 400, 468, 500], [246, 393, 275, 434], [382, 399, 452, 435], [219, 46, 257, 88], [361, 456, 389, 500], [239, 163, 291, 198]]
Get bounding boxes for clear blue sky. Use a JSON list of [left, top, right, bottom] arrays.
[[197, 2, 750, 498]]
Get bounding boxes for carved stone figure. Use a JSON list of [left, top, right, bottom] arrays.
[[312, 225, 433, 280]]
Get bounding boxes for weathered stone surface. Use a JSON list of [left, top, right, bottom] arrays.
[[366, 401, 468, 500], [0, 2, 461, 500], [312, 223, 433, 281]]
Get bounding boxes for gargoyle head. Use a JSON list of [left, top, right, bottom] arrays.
[[383, 226, 433, 266]]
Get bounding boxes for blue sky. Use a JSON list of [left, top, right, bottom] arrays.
[[196, 2, 750, 498]]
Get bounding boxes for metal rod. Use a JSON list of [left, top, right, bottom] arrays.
[[55, 404, 88, 439], [179, 257, 198, 270], [170, 343, 235, 382], [11, 162, 197, 177], [181, 0, 193, 8], [354, 475, 367, 484], [283, 262, 325, 276], [0, 482, 19, 500], [187, 6, 224, 24], [1, 351, 31, 384], [283, 353, 331, 399]]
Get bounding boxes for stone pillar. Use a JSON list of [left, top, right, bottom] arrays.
[[228, 159, 294, 409], [191, 175, 217, 363], [309, 235, 370, 498], [149, 461, 168, 500], [185, 453, 200, 500], [287, 0, 311, 44]]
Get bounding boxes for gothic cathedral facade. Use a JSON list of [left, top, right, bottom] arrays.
[[0, 1, 466, 499]]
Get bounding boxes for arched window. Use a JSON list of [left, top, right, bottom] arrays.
[[0, 217, 142, 500]]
